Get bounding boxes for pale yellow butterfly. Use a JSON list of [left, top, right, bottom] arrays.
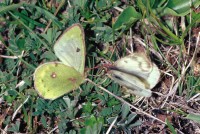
[[34, 24, 85, 100]]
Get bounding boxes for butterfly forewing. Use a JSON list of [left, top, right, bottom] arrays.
[[54, 24, 86, 74], [114, 53, 153, 79]]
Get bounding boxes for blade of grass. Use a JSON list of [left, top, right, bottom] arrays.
[[9, 11, 53, 54], [0, 3, 25, 14], [0, 2, 63, 28], [13, 12, 46, 28]]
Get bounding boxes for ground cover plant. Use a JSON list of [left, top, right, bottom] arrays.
[[0, 0, 200, 133]]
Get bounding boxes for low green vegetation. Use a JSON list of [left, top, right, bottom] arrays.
[[0, 0, 199, 133]]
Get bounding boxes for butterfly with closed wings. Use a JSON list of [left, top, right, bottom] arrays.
[[108, 53, 160, 97]]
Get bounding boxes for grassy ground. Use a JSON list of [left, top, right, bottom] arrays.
[[0, 0, 200, 133]]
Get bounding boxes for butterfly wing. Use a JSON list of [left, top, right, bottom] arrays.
[[114, 53, 153, 79], [109, 53, 160, 97], [54, 24, 86, 74], [146, 63, 160, 89], [113, 53, 160, 89], [109, 70, 152, 97], [34, 62, 84, 100]]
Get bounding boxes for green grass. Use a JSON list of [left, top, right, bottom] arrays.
[[0, 0, 200, 133]]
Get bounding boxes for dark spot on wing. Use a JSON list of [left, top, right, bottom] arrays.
[[54, 63, 59, 67], [76, 47, 80, 52], [124, 60, 128, 63], [137, 59, 152, 72], [68, 77, 77, 83], [113, 74, 123, 81], [138, 61, 142, 68], [51, 72, 57, 78]]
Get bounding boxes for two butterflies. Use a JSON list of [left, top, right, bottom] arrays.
[[34, 24, 160, 100]]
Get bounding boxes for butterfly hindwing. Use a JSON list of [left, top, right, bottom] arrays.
[[34, 62, 84, 100]]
